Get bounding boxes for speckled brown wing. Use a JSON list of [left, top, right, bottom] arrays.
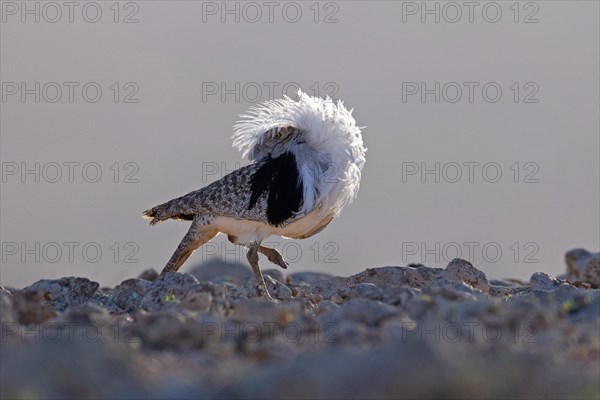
[[143, 162, 270, 225], [182, 162, 272, 221], [144, 150, 309, 227]]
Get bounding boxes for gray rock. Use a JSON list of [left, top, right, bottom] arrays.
[[489, 284, 530, 298], [113, 278, 152, 312], [262, 269, 287, 284], [139, 272, 200, 311], [137, 268, 159, 281], [265, 276, 293, 300], [338, 282, 419, 305], [489, 279, 519, 287], [88, 287, 121, 313], [134, 310, 202, 350], [311, 265, 442, 300], [232, 298, 304, 324], [318, 298, 400, 327], [444, 258, 490, 293], [316, 300, 339, 315], [380, 285, 418, 305], [21, 277, 99, 312], [530, 272, 561, 291], [62, 303, 110, 325], [311, 277, 349, 299], [565, 248, 600, 286], [235, 275, 293, 300], [1, 337, 153, 399], [424, 280, 484, 302], [10, 290, 57, 324], [349, 265, 443, 288], [564, 291, 600, 321], [181, 291, 213, 313], [0, 289, 15, 323], [339, 283, 385, 301], [190, 260, 254, 285], [288, 271, 336, 286]]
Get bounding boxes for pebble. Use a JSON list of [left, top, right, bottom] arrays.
[[565, 248, 600, 287]]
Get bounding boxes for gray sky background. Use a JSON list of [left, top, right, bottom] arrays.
[[1, 1, 598, 288]]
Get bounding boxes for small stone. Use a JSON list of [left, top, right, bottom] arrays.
[[265, 276, 293, 300], [62, 303, 110, 326], [0, 293, 14, 323], [288, 272, 336, 286], [309, 293, 323, 305], [339, 283, 384, 301], [318, 298, 400, 327], [530, 272, 560, 291], [263, 269, 286, 284], [190, 260, 254, 285], [349, 266, 443, 289], [380, 286, 418, 305], [233, 298, 303, 324], [488, 284, 529, 298], [181, 291, 212, 312], [565, 248, 600, 287], [135, 310, 201, 350], [489, 279, 520, 287], [443, 259, 490, 294], [312, 278, 348, 299], [140, 272, 200, 311], [424, 281, 482, 301], [316, 300, 339, 315], [11, 291, 57, 324], [137, 269, 159, 281], [113, 279, 151, 312], [22, 277, 99, 312]]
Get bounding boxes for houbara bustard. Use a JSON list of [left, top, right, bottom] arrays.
[[143, 90, 366, 299]]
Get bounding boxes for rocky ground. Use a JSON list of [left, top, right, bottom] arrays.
[[1, 249, 599, 399]]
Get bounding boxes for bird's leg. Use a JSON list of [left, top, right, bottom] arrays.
[[161, 219, 218, 274], [258, 246, 289, 269], [247, 243, 273, 300]]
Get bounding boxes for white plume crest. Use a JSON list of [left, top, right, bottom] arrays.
[[232, 89, 366, 217]]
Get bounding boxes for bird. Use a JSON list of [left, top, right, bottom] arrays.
[[143, 89, 366, 299]]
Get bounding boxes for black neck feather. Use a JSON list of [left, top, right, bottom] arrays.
[[248, 152, 303, 226]]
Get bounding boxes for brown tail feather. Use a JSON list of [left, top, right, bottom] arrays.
[[142, 198, 196, 225], [142, 206, 163, 225]]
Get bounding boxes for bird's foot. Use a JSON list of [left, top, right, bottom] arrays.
[[248, 244, 275, 300], [258, 246, 289, 270]]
